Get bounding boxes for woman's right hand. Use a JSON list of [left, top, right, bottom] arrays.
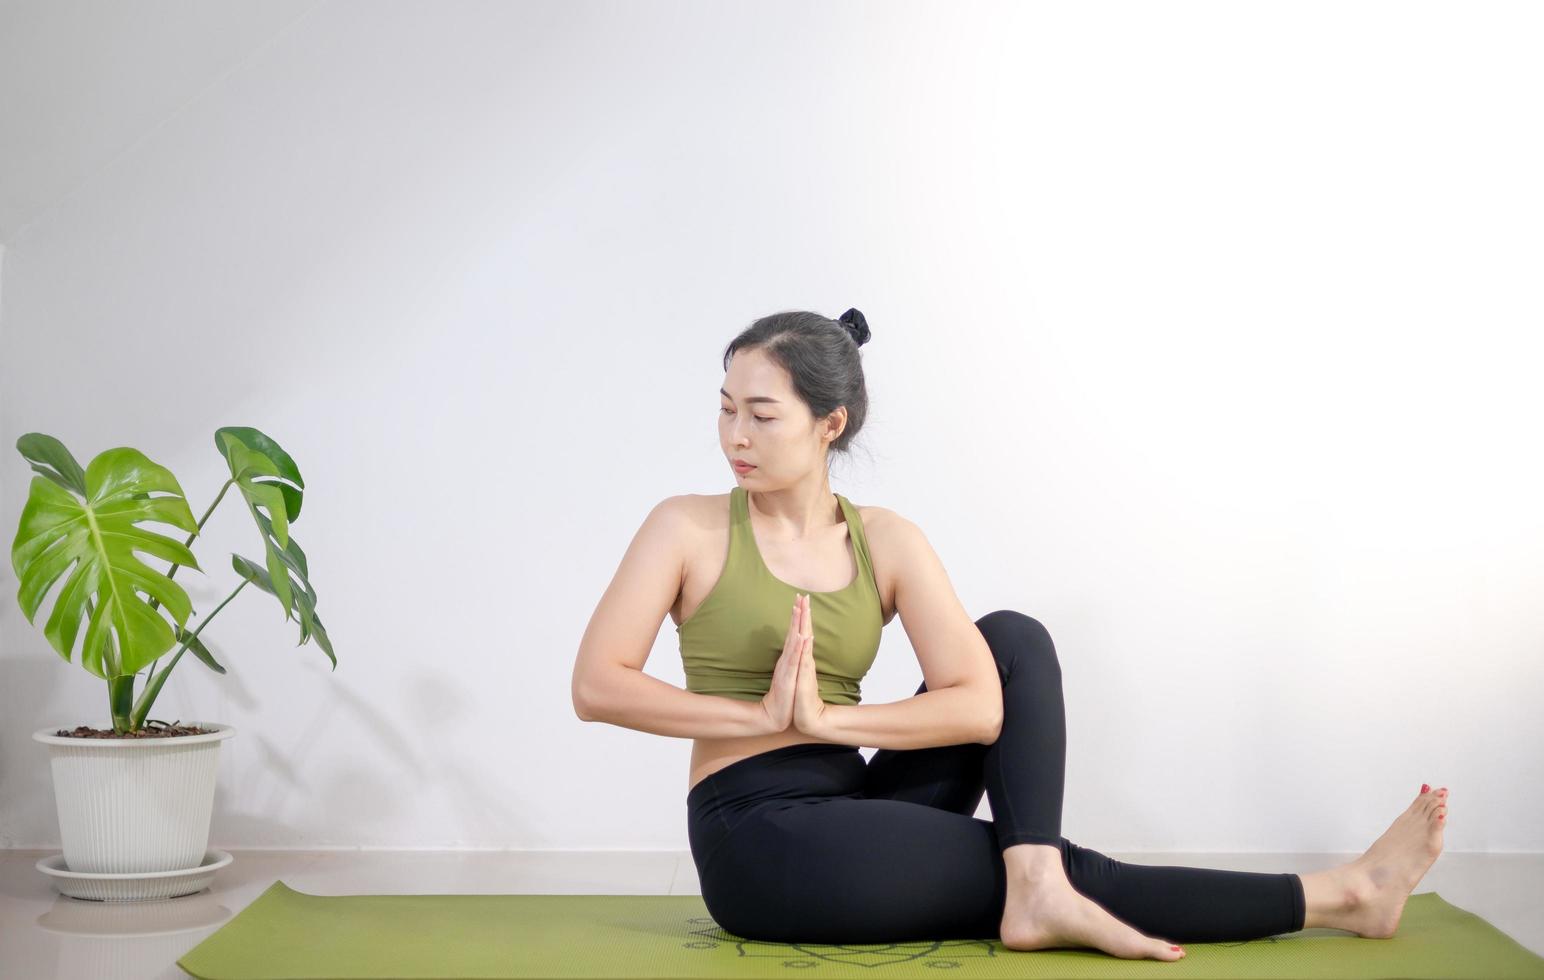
[[760, 594, 809, 735]]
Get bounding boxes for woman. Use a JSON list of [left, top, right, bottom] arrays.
[[571, 308, 1448, 961]]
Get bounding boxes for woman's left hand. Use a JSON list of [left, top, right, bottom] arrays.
[[792, 593, 830, 737]]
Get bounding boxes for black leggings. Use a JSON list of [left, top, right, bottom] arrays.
[[686, 609, 1307, 945]]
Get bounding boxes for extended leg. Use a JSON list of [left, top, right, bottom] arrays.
[[1058, 839, 1306, 943]]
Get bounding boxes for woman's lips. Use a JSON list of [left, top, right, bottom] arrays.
[[733, 461, 756, 473]]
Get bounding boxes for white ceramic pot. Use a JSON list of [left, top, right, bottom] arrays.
[[32, 722, 235, 876]]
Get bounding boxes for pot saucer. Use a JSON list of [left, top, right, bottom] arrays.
[[36, 848, 233, 902]]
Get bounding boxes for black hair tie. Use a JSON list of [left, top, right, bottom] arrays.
[[837, 308, 871, 347]]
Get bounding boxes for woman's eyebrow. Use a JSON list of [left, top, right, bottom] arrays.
[[720, 387, 782, 404]]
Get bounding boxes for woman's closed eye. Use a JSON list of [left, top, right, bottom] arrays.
[[721, 407, 773, 422]]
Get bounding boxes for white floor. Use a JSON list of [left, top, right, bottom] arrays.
[[1, 848, 1540, 979]]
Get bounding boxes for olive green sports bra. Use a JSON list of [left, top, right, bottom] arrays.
[[676, 485, 883, 705]]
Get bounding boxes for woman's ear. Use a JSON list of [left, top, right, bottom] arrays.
[[824, 406, 847, 442]]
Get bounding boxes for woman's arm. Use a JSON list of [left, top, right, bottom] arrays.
[[574, 496, 772, 739], [809, 685, 998, 750], [577, 668, 774, 739]]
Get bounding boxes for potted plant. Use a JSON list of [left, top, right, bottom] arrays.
[[11, 428, 335, 900]]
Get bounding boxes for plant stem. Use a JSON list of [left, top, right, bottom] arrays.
[[158, 477, 234, 592], [121, 477, 237, 731], [128, 578, 251, 730], [110, 676, 135, 734]]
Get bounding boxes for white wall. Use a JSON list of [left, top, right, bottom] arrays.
[[2, 1, 1540, 854]]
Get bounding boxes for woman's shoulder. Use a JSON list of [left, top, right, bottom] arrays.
[[675, 491, 730, 519], [848, 499, 898, 539], [668, 493, 731, 544]]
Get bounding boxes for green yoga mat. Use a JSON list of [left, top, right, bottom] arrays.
[[177, 880, 1544, 979]]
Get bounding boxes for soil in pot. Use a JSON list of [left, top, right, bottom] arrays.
[[51, 719, 218, 739]]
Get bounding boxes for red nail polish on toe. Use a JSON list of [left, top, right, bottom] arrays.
[[1421, 784, 1429, 793]]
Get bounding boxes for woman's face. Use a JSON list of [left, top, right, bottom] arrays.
[[718, 348, 842, 485]]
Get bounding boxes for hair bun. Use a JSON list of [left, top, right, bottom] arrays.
[[837, 308, 871, 347]]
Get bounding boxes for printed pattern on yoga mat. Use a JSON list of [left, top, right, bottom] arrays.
[[177, 880, 1544, 979]]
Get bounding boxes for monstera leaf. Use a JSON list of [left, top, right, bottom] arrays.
[[232, 545, 335, 668], [10, 438, 203, 679], [214, 426, 306, 621], [17, 431, 89, 496], [211, 426, 332, 668]]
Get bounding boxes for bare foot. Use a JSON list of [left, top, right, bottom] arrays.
[[1336, 785, 1448, 938], [1000, 870, 1185, 961]]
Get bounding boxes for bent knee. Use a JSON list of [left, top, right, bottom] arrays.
[[975, 609, 1052, 645], [975, 610, 1059, 673]]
